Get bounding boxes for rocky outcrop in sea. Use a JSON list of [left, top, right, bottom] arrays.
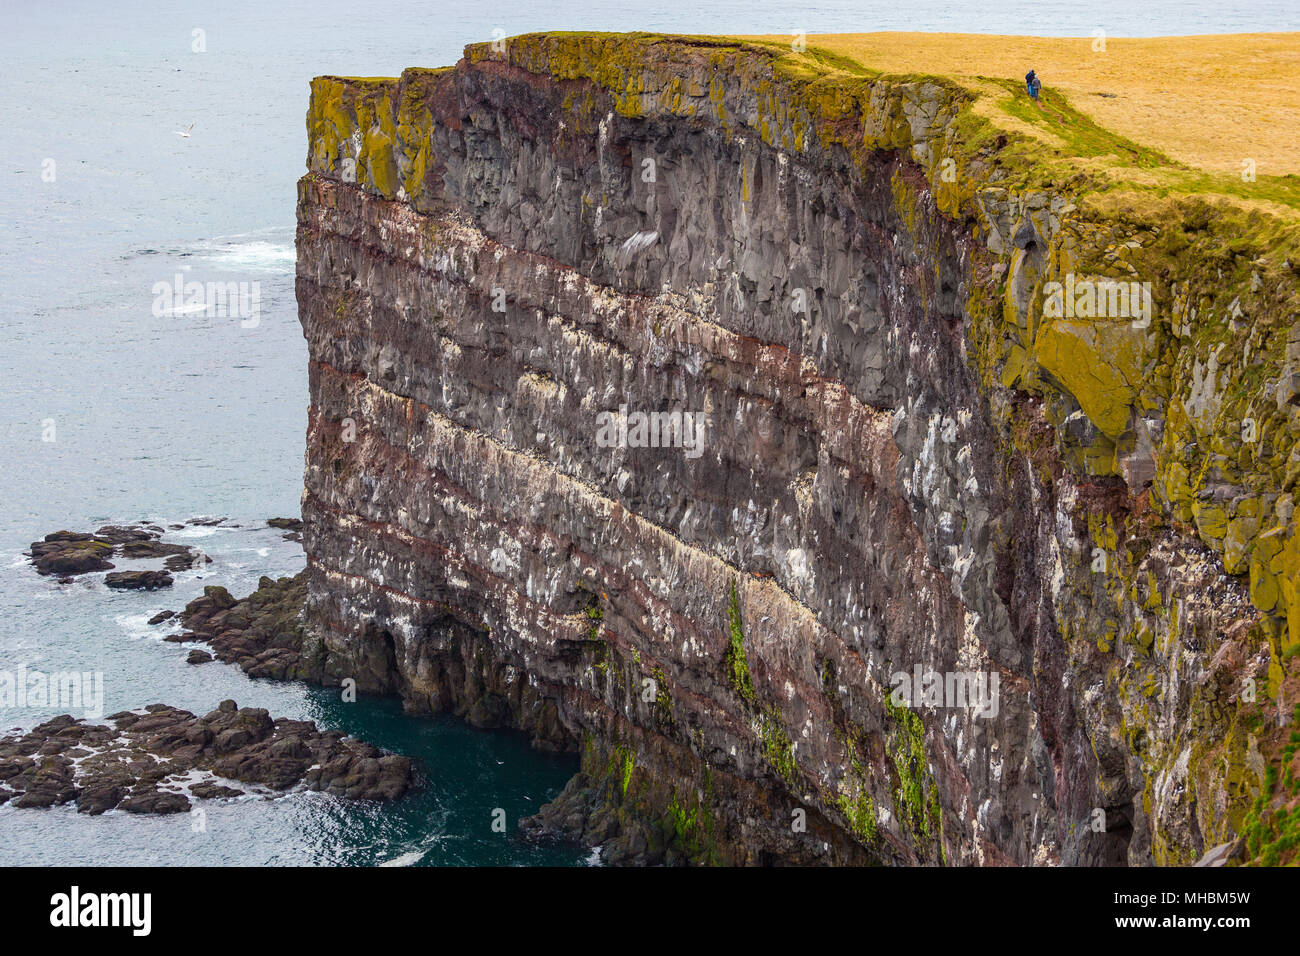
[[0, 700, 412, 814], [27, 523, 211, 585], [161, 573, 320, 681]]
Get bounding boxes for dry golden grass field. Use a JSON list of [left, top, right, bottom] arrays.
[[745, 33, 1300, 178]]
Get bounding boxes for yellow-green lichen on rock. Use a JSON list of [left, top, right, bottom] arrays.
[[1033, 316, 1152, 439]]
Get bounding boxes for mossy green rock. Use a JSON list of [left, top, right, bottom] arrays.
[[1033, 317, 1151, 440]]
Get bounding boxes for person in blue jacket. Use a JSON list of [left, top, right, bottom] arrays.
[[1026, 69, 1042, 101]]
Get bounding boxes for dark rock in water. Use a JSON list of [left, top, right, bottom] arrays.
[[94, 525, 159, 545], [117, 534, 210, 572], [44, 530, 98, 543], [189, 782, 242, 799], [76, 784, 127, 815], [28, 524, 205, 580], [147, 610, 176, 625], [164, 550, 211, 572], [120, 791, 191, 815], [119, 539, 191, 561], [186, 649, 213, 665], [12, 787, 77, 809], [268, 517, 305, 542], [187, 517, 226, 527], [105, 570, 173, 590], [175, 573, 319, 681], [29, 535, 115, 576], [0, 703, 412, 814]]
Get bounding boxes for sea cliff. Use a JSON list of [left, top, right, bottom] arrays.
[[295, 33, 1300, 865]]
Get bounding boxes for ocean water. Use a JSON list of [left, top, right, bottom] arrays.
[[1, 1, 1295, 866]]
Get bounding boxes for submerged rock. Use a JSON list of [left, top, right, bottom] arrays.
[[0, 702, 412, 814]]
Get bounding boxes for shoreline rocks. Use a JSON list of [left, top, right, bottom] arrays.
[[165, 573, 319, 681], [0, 701, 412, 814], [267, 517, 304, 542]]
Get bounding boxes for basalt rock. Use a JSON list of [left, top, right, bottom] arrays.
[[29, 534, 116, 576], [269, 518, 304, 542], [172, 574, 321, 681], [293, 34, 1300, 865], [105, 570, 174, 591], [28, 525, 208, 579], [0, 702, 412, 813]]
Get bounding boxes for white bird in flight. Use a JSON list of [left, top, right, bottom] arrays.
[[175, 123, 194, 138]]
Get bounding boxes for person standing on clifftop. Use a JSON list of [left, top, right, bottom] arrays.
[[1026, 69, 1042, 102]]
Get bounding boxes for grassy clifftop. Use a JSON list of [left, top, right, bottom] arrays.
[[754, 33, 1300, 179]]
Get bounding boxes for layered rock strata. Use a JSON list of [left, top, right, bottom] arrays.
[[294, 34, 1300, 864]]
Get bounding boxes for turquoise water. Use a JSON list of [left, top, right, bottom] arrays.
[[0, 522, 582, 866], [1, 690, 585, 867], [1, 0, 1295, 867]]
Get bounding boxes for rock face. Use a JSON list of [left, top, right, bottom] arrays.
[[294, 35, 1300, 864], [0, 701, 412, 813]]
